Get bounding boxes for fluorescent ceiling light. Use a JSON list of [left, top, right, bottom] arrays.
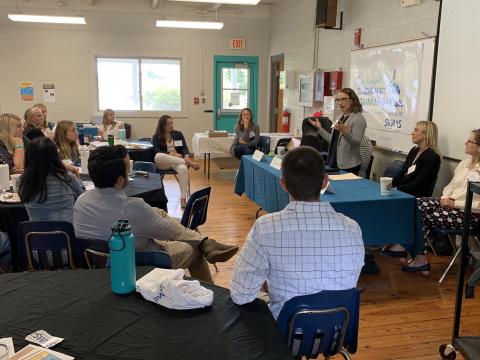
[[169, 0, 260, 5], [156, 20, 224, 30], [8, 14, 86, 25]]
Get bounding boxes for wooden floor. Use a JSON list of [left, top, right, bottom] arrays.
[[164, 158, 479, 360]]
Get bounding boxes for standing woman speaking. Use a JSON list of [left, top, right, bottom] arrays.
[[309, 88, 367, 174]]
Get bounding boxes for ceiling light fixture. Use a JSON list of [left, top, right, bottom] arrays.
[[168, 0, 260, 5], [8, 14, 86, 24], [156, 20, 224, 30]]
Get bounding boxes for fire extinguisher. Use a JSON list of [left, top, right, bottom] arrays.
[[282, 109, 290, 133]]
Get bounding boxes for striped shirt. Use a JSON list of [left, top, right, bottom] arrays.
[[230, 201, 364, 319]]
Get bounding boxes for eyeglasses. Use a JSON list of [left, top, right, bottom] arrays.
[[335, 97, 350, 102]]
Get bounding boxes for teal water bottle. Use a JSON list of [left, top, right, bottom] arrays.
[[108, 219, 136, 294]]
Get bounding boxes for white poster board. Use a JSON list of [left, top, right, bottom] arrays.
[[350, 38, 435, 153]]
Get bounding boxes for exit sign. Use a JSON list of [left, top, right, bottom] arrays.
[[230, 38, 246, 50]]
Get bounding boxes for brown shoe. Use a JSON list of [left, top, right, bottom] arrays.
[[201, 239, 239, 264]]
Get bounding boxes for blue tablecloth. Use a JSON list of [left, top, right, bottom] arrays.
[[234, 155, 424, 256]]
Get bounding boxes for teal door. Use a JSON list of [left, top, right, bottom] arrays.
[[214, 56, 259, 131]]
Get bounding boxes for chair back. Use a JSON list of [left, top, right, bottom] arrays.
[[77, 238, 110, 269], [364, 156, 374, 180], [180, 186, 211, 230], [274, 138, 293, 154], [257, 136, 271, 154], [18, 221, 81, 271], [136, 251, 172, 269], [382, 160, 405, 178], [133, 161, 157, 173], [277, 288, 360, 359]]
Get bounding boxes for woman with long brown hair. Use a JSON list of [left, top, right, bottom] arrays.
[[230, 108, 260, 159], [152, 115, 199, 208], [0, 113, 24, 173], [54, 120, 80, 166]]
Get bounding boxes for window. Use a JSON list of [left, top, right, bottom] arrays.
[[221, 66, 249, 112], [96, 57, 182, 112]]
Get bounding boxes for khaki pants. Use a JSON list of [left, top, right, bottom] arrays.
[[147, 208, 213, 284], [154, 153, 189, 197]]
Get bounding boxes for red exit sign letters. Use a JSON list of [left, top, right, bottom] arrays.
[[229, 38, 246, 50]]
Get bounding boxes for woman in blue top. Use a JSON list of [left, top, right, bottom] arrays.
[[18, 137, 84, 222], [152, 115, 200, 208]]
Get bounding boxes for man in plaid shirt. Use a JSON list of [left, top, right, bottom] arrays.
[[231, 146, 364, 318]]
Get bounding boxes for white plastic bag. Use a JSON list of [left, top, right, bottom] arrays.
[[136, 268, 214, 310]]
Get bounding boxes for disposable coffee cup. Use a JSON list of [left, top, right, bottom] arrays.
[[380, 177, 393, 195], [277, 146, 286, 156], [10, 174, 21, 193]]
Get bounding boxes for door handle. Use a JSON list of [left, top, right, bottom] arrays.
[[217, 109, 221, 119]]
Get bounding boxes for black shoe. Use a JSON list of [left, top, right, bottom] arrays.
[[379, 248, 408, 258], [465, 283, 475, 299], [361, 261, 380, 274], [401, 263, 431, 274]]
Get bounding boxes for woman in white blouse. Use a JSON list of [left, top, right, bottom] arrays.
[[403, 129, 480, 274], [99, 109, 124, 140]]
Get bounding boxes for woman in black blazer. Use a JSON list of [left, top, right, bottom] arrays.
[[152, 115, 200, 208], [381, 120, 441, 258]]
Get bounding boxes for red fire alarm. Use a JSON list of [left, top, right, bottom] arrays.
[[354, 28, 362, 48], [194, 97, 199, 105]]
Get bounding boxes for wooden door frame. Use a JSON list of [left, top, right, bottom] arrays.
[[269, 54, 284, 132]]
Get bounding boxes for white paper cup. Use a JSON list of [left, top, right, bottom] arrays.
[[129, 160, 134, 174], [380, 177, 393, 195], [10, 174, 21, 193], [277, 146, 286, 155]]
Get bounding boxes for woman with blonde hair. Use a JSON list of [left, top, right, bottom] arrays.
[[32, 103, 54, 139], [381, 121, 442, 258], [24, 107, 46, 141], [0, 113, 24, 173], [400, 129, 480, 274], [99, 109, 124, 140], [54, 120, 80, 166]]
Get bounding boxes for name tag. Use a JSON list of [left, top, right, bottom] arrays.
[[407, 164, 416, 175], [252, 150, 264, 162], [174, 140, 183, 147], [270, 156, 283, 170], [249, 131, 255, 138]]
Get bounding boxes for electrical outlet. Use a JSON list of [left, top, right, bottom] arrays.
[[400, 0, 421, 7]]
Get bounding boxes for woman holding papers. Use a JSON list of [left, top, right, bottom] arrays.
[[99, 109, 124, 140], [381, 121, 441, 258], [152, 115, 200, 208], [231, 108, 260, 159], [401, 129, 480, 274], [309, 88, 366, 174]]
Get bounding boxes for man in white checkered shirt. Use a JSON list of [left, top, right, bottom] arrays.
[[231, 146, 365, 319]]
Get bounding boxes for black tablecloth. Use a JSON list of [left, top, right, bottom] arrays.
[[127, 140, 155, 163], [0, 267, 293, 360], [0, 174, 168, 271]]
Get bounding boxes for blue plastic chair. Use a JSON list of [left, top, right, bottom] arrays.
[[277, 288, 360, 360], [78, 238, 172, 270], [382, 160, 405, 178], [257, 136, 271, 154], [180, 187, 211, 231], [18, 221, 82, 271]]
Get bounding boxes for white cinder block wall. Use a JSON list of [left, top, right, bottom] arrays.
[[269, 0, 456, 195], [0, 2, 270, 151]]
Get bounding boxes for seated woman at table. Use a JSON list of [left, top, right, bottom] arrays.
[[99, 108, 124, 140], [230, 108, 260, 159], [401, 129, 480, 274], [18, 137, 84, 222], [33, 103, 54, 139], [55, 120, 80, 166], [0, 113, 25, 174], [308, 88, 367, 174], [152, 115, 200, 208], [24, 107, 47, 141], [380, 121, 441, 258]]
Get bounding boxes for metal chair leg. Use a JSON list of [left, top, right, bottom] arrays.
[[439, 246, 462, 285], [340, 348, 352, 360]]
